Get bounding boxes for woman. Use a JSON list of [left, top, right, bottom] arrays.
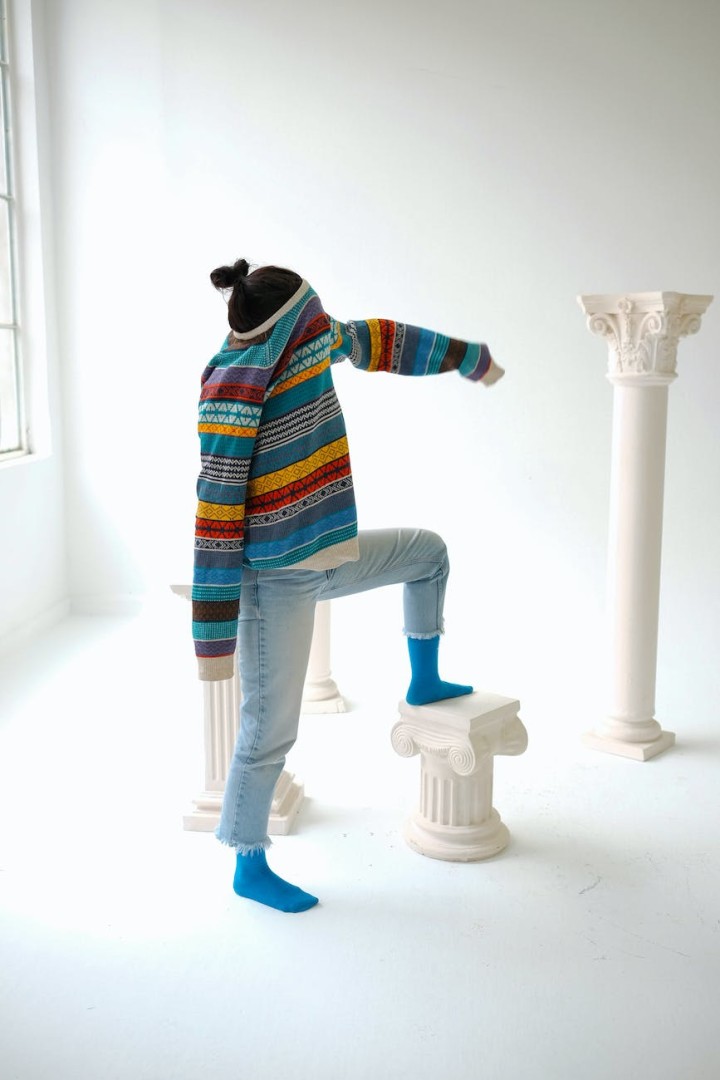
[[192, 259, 504, 912]]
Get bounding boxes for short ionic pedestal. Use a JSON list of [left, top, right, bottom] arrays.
[[182, 673, 304, 835], [172, 584, 308, 834], [391, 691, 528, 861], [578, 292, 713, 760]]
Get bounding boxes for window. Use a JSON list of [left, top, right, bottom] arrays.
[[0, 0, 23, 456]]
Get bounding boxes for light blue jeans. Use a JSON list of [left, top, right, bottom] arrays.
[[216, 528, 450, 851]]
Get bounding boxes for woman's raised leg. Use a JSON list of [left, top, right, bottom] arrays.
[[318, 528, 473, 704]]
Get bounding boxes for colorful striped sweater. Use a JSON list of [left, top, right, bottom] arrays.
[[193, 280, 500, 680]]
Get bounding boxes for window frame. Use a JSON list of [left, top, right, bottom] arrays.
[[0, 0, 53, 469], [0, 0, 25, 459]]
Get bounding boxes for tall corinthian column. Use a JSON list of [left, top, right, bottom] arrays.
[[578, 292, 712, 760]]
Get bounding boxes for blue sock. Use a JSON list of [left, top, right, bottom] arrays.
[[406, 635, 473, 706], [233, 849, 319, 913]]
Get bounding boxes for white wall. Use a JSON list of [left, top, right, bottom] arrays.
[[0, 0, 69, 648], [39, 0, 720, 720]]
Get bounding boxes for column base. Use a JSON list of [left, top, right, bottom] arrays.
[[182, 771, 305, 835], [583, 729, 675, 761], [404, 809, 510, 862], [301, 682, 346, 714], [268, 770, 305, 834], [182, 795, 221, 833]]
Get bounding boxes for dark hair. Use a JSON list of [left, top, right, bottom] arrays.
[[210, 258, 303, 334]]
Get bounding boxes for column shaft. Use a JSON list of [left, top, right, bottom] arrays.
[[420, 753, 494, 827], [205, 677, 238, 790], [301, 600, 345, 713], [604, 383, 668, 741]]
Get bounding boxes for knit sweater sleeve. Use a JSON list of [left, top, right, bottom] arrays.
[[192, 339, 277, 681], [328, 317, 503, 382]]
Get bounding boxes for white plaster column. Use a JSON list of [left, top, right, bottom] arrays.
[[172, 585, 305, 834], [301, 600, 346, 713], [391, 691, 527, 861], [181, 672, 304, 834], [578, 292, 713, 760]]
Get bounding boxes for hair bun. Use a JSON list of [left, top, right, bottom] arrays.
[[210, 258, 250, 290]]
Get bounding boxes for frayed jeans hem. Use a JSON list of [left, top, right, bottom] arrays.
[[215, 831, 272, 855]]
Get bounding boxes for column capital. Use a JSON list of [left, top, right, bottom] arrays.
[[578, 291, 713, 384], [391, 691, 527, 776]]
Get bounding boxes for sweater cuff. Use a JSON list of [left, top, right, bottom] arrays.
[[197, 654, 235, 681], [459, 342, 492, 382], [480, 358, 505, 386]]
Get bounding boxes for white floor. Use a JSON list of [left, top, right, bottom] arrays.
[[1, 603, 719, 1080]]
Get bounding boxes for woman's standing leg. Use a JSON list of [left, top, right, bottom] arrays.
[[217, 568, 321, 912]]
